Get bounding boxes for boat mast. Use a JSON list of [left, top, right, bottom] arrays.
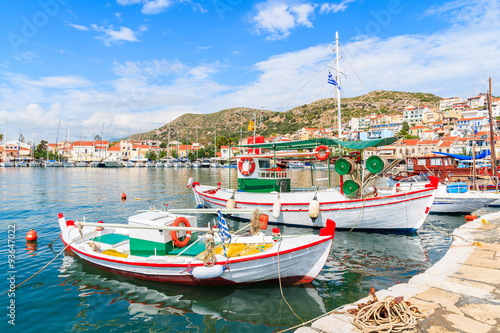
[[487, 77, 497, 191], [55, 120, 60, 162], [336, 31, 341, 145]]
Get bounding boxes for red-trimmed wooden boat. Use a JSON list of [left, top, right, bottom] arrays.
[[57, 210, 335, 285]]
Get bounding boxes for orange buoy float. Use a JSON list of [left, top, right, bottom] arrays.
[[121, 192, 127, 200], [26, 229, 38, 242], [465, 215, 477, 222]]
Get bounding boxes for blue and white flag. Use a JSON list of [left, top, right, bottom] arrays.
[[474, 125, 478, 135], [217, 211, 231, 258], [328, 71, 341, 90]]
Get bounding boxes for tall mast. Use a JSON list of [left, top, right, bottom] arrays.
[[487, 77, 497, 191], [55, 120, 61, 161], [335, 31, 341, 141]]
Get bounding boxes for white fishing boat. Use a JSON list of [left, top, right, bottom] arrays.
[[63, 161, 76, 167], [16, 160, 28, 167], [145, 161, 155, 168], [192, 144, 438, 232], [28, 161, 42, 167], [288, 161, 305, 169], [57, 209, 335, 285], [386, 174, 499, 213], [192, 160, 201, 168], [123, 161, 135, 168], [0, 160, 14, 167], [76, 162, 88, 167]]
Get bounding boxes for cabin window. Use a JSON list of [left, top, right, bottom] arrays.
[[417, 159, 425, 165], [259, 160, 270, 169], [430, 158, 443, 166], [444, 159, 449, 166]]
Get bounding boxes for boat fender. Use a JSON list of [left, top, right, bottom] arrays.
[[187, 177, 193, 188], [226, 191, 236, 210], [26, 229, 37, 242], [192, 265, 224, 279], [259, 214, 269, 230], [96, 221, 104, 231], [272, 194, 281, 220], [308, 193, 320, 222]]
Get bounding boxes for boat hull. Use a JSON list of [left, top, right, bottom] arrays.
[[193, 185, 436, 232], [59, 213, 334, 286]]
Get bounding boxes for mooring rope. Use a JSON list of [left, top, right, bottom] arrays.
[[0, 227, 95, 296], [202, 231, 216, 267], [275, 233, 304, 329]]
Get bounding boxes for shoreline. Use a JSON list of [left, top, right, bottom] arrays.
[[296, 213, 500, 333]]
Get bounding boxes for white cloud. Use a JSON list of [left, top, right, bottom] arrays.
[[141, 0, 174, 14], [3, 0, 500, 144], [252, 1, 316, 40], [320, 0, 355, 14], [68, 23, 90, 31], [90, 24, 147, 46], [116, 0, 174, 15]]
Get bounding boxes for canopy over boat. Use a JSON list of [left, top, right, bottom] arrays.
[[239, 137, 399, 151], [432, 149, 491, 160]]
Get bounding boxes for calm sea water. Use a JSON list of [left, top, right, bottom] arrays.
[[0, 168, 468, 332]]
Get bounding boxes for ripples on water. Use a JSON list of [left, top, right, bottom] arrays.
[[0, 168, 468, 332]]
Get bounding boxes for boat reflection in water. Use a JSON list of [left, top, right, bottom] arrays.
[[58, 254, 327, 329]]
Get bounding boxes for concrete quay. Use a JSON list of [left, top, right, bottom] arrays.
[[296, 213, 500, 333]]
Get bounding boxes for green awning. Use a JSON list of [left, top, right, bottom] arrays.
[[239, 137, 398, 151]]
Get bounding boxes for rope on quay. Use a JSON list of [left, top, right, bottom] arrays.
[[348, 288, 425, 333]]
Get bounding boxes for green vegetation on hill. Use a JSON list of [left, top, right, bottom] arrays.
[[131, 90, 442, 144]]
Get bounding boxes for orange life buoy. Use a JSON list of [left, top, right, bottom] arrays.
[[314, 145, 330, 161], [349, 151, 361, 163], [238, 157, 256, 176], [170, 217, 192, 248]]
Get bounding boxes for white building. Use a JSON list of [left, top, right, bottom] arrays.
[[439, 97, 462, 111]]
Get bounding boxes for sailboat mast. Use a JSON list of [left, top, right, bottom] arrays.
[[335, 31, 341, 142], [487, 77, 497, 191], [55, 120, 61, 161]]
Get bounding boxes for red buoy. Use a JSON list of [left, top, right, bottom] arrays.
[[121, 192, 127, 200], [26, 229, 38, 242]]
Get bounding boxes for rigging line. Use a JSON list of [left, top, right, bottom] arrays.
[[275, 62, 328, 112], [339, 45, 383, 116], [274, 44, 334, 112]]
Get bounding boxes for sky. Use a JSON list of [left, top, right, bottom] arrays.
[[0, 0, 499, 144]]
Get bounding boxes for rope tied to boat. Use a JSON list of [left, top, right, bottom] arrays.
[[202, 231, 216, 267], [348, 288, 425, 333], [250, 209, 262, 235]]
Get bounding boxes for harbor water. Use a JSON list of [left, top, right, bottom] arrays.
[[0, 167, 470, 332]]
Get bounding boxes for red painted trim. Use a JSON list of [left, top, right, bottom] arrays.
[[62, 234, 332, 268]]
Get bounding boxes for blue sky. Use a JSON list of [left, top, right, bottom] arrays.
[[0, 0, 499, 143]]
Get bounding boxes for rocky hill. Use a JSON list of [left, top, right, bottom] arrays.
[[131, 90, 441, 144]]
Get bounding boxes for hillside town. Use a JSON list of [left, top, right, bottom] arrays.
[[1, 93, 500, 165]]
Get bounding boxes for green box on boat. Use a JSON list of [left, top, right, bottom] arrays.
[[127, 211, 198, 257], [238, 178, 290, 193]]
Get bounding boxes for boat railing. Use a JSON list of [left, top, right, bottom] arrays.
[[258, 171, 288, 179]]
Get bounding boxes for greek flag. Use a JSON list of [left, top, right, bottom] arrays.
[[218, 211, 231, 258], [474, 125, 478, 135], [328, 71, 341, 90]]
